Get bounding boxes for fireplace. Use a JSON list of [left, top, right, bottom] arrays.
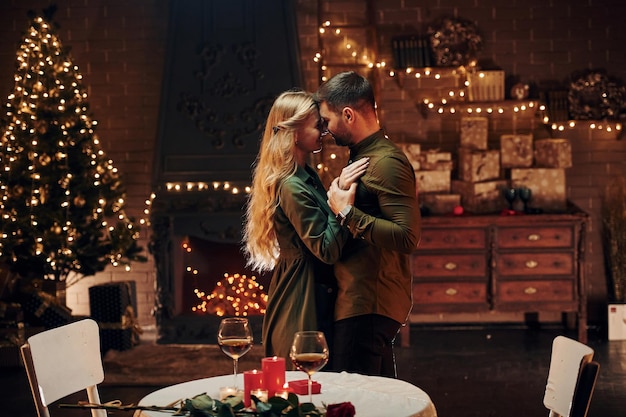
[[150, 207, 269, 343], [151, 0, 300, 343]]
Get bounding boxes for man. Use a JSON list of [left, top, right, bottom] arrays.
[[315, 71, 421, 377]]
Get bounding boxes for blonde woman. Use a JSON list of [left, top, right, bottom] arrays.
[[243, 89, 368, 366]]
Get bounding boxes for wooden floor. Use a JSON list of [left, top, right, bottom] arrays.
[[2, 324, 625, 417]]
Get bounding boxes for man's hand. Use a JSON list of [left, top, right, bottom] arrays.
[[328, 177, 358, 215], [338, 157, 369, 190]]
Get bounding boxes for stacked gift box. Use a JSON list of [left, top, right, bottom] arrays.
[[452, 116, 505, 213], [399, 143, 461, 214], [21, 289, 73, 329], [456, 116, 573, 213], [509, 138, 572, 212], [89, 281, 141, 353], [401, 115, 573, 214]]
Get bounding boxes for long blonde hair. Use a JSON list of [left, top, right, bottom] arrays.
[[243, 90, 319, 272]]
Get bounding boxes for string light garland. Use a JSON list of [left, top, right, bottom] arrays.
[[315, 20, 386, 81]]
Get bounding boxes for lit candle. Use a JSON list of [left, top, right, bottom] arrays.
[[219, 386, 238, 400], [243, 369, 264, 407], [274, 383, 292, 399], [250, 388, 268, 403], [261, 356, 286, 397]]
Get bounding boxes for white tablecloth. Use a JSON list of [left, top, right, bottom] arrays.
[[136, 371, 437, 417]]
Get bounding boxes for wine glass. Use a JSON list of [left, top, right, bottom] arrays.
[[290, 331, 329, 403], [517, 187, 532, 213], [217, 317, 253, 389], [502, 187, 518, 211]]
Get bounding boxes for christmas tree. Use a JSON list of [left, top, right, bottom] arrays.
[[0, 8, 146, 285]]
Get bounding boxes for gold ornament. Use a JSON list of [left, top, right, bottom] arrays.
[[39, 154, 51, 166], [73, 195, 86, 207]]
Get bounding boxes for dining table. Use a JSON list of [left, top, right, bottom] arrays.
[[134, 370, 438, 417]]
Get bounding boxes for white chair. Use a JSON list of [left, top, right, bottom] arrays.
[[20, 318, 107, 417], [544, 335, 600, 417]]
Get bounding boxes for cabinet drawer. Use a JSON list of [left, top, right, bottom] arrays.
[[413, 282, 487, 304], [418, 227, 487, 250], [497, 226, 573, 249], [413, 254, 486, 278], [497, 280, 574, 302], [497, 252, 574, 276]]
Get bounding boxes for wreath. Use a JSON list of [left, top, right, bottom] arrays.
[[568, 69, 626, 120], [428, 16, 482, 67]]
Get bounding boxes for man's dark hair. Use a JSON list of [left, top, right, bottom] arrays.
[[314, 71, 376, 114]]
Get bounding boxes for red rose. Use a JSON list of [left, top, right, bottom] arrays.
[[326, 402, 356, 417]]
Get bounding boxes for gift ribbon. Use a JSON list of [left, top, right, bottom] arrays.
[[97, 303, 143, 345]]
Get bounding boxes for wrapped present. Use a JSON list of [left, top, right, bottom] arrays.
[[99, 327, 134, 353], [89, 281, 137, 323], [21, 290, 72, 329], [467, 70, 505, 101], [420, 193, 461, 214], [424, 150, 452, 164], [398, 143, 422, 170], [452, 180, 508, 214], [458, 148, 501, 182], [419, 151, 454, 171], [89, 281, 141, 352], [500, 134, 534, 168], [510, 168, 567, 211], [0, 301, 23, 324], [460, 117, 489, 150], [415, 170, 451, 193], [534, 139, 572, 168]]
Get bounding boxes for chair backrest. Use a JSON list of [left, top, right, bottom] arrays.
[[20, 318, 106, 417], [543, 335, 599, 417]]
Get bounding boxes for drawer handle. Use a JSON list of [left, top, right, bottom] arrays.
[[524, 287, 537, 295], [525, 260, 538, 269], [527, 233, 541, 241], [444, 262, 457, 271], [445, 288, 458, 296]]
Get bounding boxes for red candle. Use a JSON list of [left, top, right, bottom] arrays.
[[261, 356, 285, 397], [243, 370, 264, 407]]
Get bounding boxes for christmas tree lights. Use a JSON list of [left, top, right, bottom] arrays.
[[0, 9, 145, 284]]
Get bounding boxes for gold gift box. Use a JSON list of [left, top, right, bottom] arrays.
[[420, 193, 461, 214], [500, 134, 533, 168], [452, 180, 507, 214], [460, 116, 488, 150], [458, 148, 501, 182], [399, 143, 422, 170], [534, 138, 572, 168], [510, 168, 567, 211], [415, 170, 451, 194], [467, 70, 505, 102]]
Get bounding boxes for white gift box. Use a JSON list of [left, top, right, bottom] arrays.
[[608, 304, 626, 341]]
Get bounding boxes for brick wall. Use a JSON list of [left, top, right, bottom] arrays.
[[0, 0, 624, 327]]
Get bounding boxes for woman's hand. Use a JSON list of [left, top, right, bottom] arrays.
[[338, 157, 369, 190]]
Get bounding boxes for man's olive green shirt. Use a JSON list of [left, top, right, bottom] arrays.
[[335, 129, 421, 325]]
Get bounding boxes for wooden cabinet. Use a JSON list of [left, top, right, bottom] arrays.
[[410, 204, 588, 342]]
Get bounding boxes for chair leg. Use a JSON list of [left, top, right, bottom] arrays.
[[86, 386, 107, 417]]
